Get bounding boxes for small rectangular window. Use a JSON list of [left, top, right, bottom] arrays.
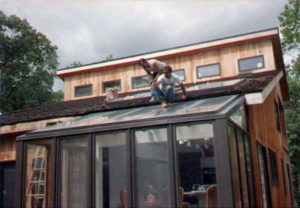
[[131, 75, 150, 89], [274, 100, 281, 131], [102, 80, 121, 93], [196, 63, 220, 78], [238, 55, 264, 72], [75, 84, 93, 97], [268, 149, 279, 185], [173, 69, 185, 81]]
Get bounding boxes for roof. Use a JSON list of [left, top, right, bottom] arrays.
[[57, 28, 280, 77], [0, 70, 278, 126]]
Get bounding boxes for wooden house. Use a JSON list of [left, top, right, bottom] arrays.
[[0, 28, 295, 208]]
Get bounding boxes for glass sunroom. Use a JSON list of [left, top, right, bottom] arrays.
[[16, 95, 255, 208]]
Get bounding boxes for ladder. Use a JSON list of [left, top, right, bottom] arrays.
[[25, 146, 47, 208]]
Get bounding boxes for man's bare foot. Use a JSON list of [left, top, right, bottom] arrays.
[[161, 101, 170, 108], [149, 97, 156, 103]]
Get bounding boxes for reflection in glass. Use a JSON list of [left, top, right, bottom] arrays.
[[237, 131, 249, 207], [59, 136, 89, 208], [134, 128, 170, 208], [228, 125, 242, 208], [197, 64, 220, 78], [244, 135, 255, 207], [230, 105, 247, 131], [173, 69, 185, 81], [239, 56, 264, 71], [25, 140, 51, 208], [176, 123, 217, 208], [95, 132, 127, 208], [132, 75, 150, 89]]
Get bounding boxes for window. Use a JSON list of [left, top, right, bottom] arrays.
[[75, 84, 93, 97], [197, 63, 220, 78], [102, 80, 121, 93], [238, 55, 264, 72], [173, 69, 185, 81], [274, 100, 281, 131], [95, 132, 128, 208], [24, 140, 52, 208], [268, 149, 279, 185], [176, 123, 217, 207], [230, 105, 247, 131], [132, 75, 150, 89], [257, 142, 272, 208], [59, 136, 89, 208], [134, 128, 171, 207]]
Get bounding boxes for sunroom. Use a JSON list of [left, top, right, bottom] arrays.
[[16, 94, 255, 208]]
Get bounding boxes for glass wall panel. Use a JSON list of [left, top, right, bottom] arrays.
[[244, 135, 255, 207], [229, 105, 247, 131], [24, 140, 52, 208], [257, 143, 272, 208], [176, 123, 216, 208], [95, 132, 128, 208], [237, 131, 249, 207], [134, 128, 170, 208], [59, 136, 89, 208], [228, 125, 242, 208]]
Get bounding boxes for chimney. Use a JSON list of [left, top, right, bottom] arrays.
[[105, 88, 119, 101]]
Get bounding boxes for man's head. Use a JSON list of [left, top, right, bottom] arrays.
[[138, 58, 149, 68], [163, 66, 172, 78]]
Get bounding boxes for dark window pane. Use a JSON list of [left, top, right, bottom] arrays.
[[59, 136, 89, 208], [197, 64, 220, 78], [75, 84, 93, 97], [257, 143, 272, 208], [95, 132, 128, 208], [173, 69, 185, 81], [103, 80, 121, 93], [25, 141, 52, 208], [176, 123, 217, 208], [268, 149, 279, 185], [228, 125, 242, 207], [237, 131, 249, 207], [274, 100, 281, 131], [239, 56, 264, 71], [134, 128, 170, 208], [132, 76, 150, 89], [244, 135, 255, 207]]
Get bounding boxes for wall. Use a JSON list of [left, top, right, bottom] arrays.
[[248, 83, 292, 208], [63, 39, 276, 101]]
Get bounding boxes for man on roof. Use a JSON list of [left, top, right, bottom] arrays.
[[138, 58, 166, 102], [153, 66, 187, 107]]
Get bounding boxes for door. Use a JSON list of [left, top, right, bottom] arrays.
[[0, 161, 16, 208]]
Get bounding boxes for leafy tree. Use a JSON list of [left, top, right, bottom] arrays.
[[278, 1, 300, 206], [0, 11, 58, 113], [67, 61, 82, 68]]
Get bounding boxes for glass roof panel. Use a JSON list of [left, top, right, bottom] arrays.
[[34, 95, 238, 133]]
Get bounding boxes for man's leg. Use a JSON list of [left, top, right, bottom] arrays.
[[165, 86, 175, 103], [151, 87, 166, 102]]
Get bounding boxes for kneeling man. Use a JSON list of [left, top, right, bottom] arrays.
[[153, 66, 187, 107]]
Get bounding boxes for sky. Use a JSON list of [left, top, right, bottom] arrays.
[[0, 0, 292, 91]]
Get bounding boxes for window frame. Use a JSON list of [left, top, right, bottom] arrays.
[[196, 63, 221, 79], [268, 149, 279, 186], [131, 75, 150, 89], [74, 84, 93, 98], [102, 79, 122, 93], [274, 100, 281, 132], [173, 69, 185, 81], [238, 55, 265, 72]]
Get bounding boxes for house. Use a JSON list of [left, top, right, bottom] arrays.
[[0, 28, 295, 208]]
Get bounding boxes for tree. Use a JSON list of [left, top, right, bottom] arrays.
[[0, 11, 59, 113], [278, 1, 300, 206]]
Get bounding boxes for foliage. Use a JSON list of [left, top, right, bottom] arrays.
[[105, 54, 113, 61], [279, 1, 300, 206], [0, 11, 59, 113], [67, 61, 82, 68], [278, 1, 299, 52]]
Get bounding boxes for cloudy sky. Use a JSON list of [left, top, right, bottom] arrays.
[[0, 0, 291, 91]]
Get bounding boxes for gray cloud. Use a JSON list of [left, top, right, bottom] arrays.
[[0, 0, 288, 91]]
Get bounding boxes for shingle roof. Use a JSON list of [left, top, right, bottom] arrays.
[[0, 70, 278, 126]]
